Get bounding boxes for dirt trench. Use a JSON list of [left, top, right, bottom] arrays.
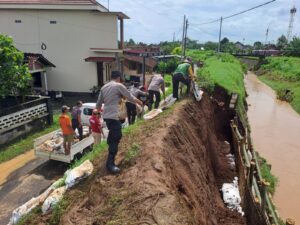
[[32, 96, 247, 225]]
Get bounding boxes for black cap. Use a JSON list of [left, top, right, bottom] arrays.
[[111, 71, 121, 79]]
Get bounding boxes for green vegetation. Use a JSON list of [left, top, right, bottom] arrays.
[[48, 196, 71, 225], [0, 114, 60, 164], [0, 35, 32, 98], [124, 143, 140, 162], [187, 50, 247, 123], [259, 56, 300, 114], [15, 206, 42, 225]]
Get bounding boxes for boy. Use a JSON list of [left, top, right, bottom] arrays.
[[59, 105, 74, 155]]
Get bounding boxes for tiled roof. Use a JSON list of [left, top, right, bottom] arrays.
[[124, 55, 157, 68], [0, 0, 100, 5]]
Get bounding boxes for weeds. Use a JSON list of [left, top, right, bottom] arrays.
[[124, 143, 140, 162], [48, 197, 70, 225]]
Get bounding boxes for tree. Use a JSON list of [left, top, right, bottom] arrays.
[[276, 35, 288, 50], [285, 37, 300, 56], [253, 41, 263, 50], [204, 41, 218, 51], [0, 35, 31, 98], [127, 38, 136, 46], [220, 37, 229, 45]]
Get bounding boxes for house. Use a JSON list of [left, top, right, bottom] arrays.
[[235, 41, 245, 51], [123, 45, 162, 83], [0, 0, 128, 94]]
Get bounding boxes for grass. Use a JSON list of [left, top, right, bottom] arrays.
[[164, 74, 173, 96], [0, 114, 60, 164], [187, 50, 247, 124], [124, 143, 140, 163], [258, 57, 300, 114]]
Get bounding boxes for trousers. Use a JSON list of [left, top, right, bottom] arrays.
[[126, 101, 137, 125], [148, 90, 161, 111], [172, 73, 190, 99], [72, 119, 83, 140], [104, 119, 122, 168]]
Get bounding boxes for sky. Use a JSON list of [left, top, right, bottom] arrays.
[[98, 0, 299, 45]]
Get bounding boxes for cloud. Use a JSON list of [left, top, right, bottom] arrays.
[[98, 0, 300, 44]]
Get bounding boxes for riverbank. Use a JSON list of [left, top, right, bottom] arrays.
[[258, 56, 300, 114], [245, 72, 300, 223]]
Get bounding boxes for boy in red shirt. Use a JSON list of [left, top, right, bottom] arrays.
[[59, 105, 74, 155], [89, 109, 105, 145]]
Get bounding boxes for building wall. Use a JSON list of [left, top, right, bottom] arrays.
[[0, 9, 118, 92]]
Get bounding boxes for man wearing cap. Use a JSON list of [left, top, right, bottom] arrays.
[[59, 105, 74, 155], [172, 58, 196, 99], [89, 109, 105, 145], [96, 71, 143, 174]]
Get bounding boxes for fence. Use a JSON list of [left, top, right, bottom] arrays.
[[0, 96, 52, 145], [230, 118, 295, 225]]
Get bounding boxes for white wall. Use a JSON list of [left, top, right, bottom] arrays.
[[0, 9, 118, 92]]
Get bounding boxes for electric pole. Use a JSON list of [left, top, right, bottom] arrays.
[[218, 16, 223, 53], [181, 15, 186, 56], [183, 19, 188, 57], [173, 32, 175, 42]]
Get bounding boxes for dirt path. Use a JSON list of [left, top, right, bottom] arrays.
[[245, 72, 300, 222], [27, 97, 246, 225]]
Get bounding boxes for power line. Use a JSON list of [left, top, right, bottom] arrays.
[[191, 0, 276, 27]]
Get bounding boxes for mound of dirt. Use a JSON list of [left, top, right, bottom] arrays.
[[31, 96, 247, 225]]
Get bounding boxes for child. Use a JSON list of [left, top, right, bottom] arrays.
[[89, 109, 105, 145], [59, 105, 74, 155]]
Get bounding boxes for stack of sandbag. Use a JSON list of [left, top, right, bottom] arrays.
[[65, 160, 94, 188], [221, 177, 244, 216], [8, 178, 64, 224], [38, 131, 63, 152], [143, 109, 163, 120]]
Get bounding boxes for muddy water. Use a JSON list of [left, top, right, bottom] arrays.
[[0, 150, 35, 185], [245, 72, 300, 222]]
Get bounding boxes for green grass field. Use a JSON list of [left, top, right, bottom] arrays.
[[0, 114, 60, 164], [259, 56, 300, 114]]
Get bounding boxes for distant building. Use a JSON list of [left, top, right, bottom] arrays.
[[235, 41, 245, 50], [0, 0, 128, 94]]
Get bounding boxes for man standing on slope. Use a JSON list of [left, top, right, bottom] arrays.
[[147, 74, 165, 111], [96, 71, 143, 174], [172, 58, 196, 99]]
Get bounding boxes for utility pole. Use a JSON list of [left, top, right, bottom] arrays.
[[218, 16, 223, 53], [181, 15, 186, 56], [107, 0, 110, 11], [183, 19, 188, 57], [173, 32, 175, 42]]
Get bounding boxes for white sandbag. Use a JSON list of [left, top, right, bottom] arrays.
[[159, 94, 177, 109], [65, 160, 94, 189], [226, 154, 236, 169], [143, 109, 163, 120], [41, 186, 67, 214], [221, 177, 244, 216], [192, 81, 204, 102]]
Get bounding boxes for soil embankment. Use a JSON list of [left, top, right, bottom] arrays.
[[27, 96, 246, 225], [245, 72, 300, 222]]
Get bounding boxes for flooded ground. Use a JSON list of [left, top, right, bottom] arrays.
[[245, 72, 300, 222]]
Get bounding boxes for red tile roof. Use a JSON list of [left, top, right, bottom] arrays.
[[84, 56, 115, 62], [124, 55, 157, 68], [0, 0, 100, 5]]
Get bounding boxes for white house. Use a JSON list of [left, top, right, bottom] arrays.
[[0, 0, 128, 94]]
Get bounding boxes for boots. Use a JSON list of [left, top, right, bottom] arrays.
[[106, 153, 120, 174]]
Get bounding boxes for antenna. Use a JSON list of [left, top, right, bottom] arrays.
[[265, 23, 271, 45], [287, 5, 297, 42]]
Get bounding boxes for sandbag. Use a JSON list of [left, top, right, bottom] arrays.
[[118, 99, 127, 120], [65, 160, 94, 189], [42, 186, 67, 214], [143, 109, 163, 120], [221, 177, 244, 216], [159, 94, 177, 110]]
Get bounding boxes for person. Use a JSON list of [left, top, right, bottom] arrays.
[[71, 101, 83, 140], [126, 82, 148, 124], [89, 109, 105, 145], [172, 58, 196, 99], [96, 71, 143, 174], [59, 105, 74, 155], [147, 74, 165, 111]]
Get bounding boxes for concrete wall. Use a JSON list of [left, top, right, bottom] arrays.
[[0, 9, 118, 92]]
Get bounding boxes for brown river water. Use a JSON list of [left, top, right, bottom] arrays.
[[245, 72, 300, 222]]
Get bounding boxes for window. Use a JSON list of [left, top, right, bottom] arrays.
[[15, 20, 22, 23], [32, 72, 42, 88], [83, 108, 93, 116], [50, 21, 57, 24]]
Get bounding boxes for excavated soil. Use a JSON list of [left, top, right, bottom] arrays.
[[30, 96, 247, 225]]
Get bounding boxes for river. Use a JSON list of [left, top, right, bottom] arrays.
[[245, 72, 300, 223]]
